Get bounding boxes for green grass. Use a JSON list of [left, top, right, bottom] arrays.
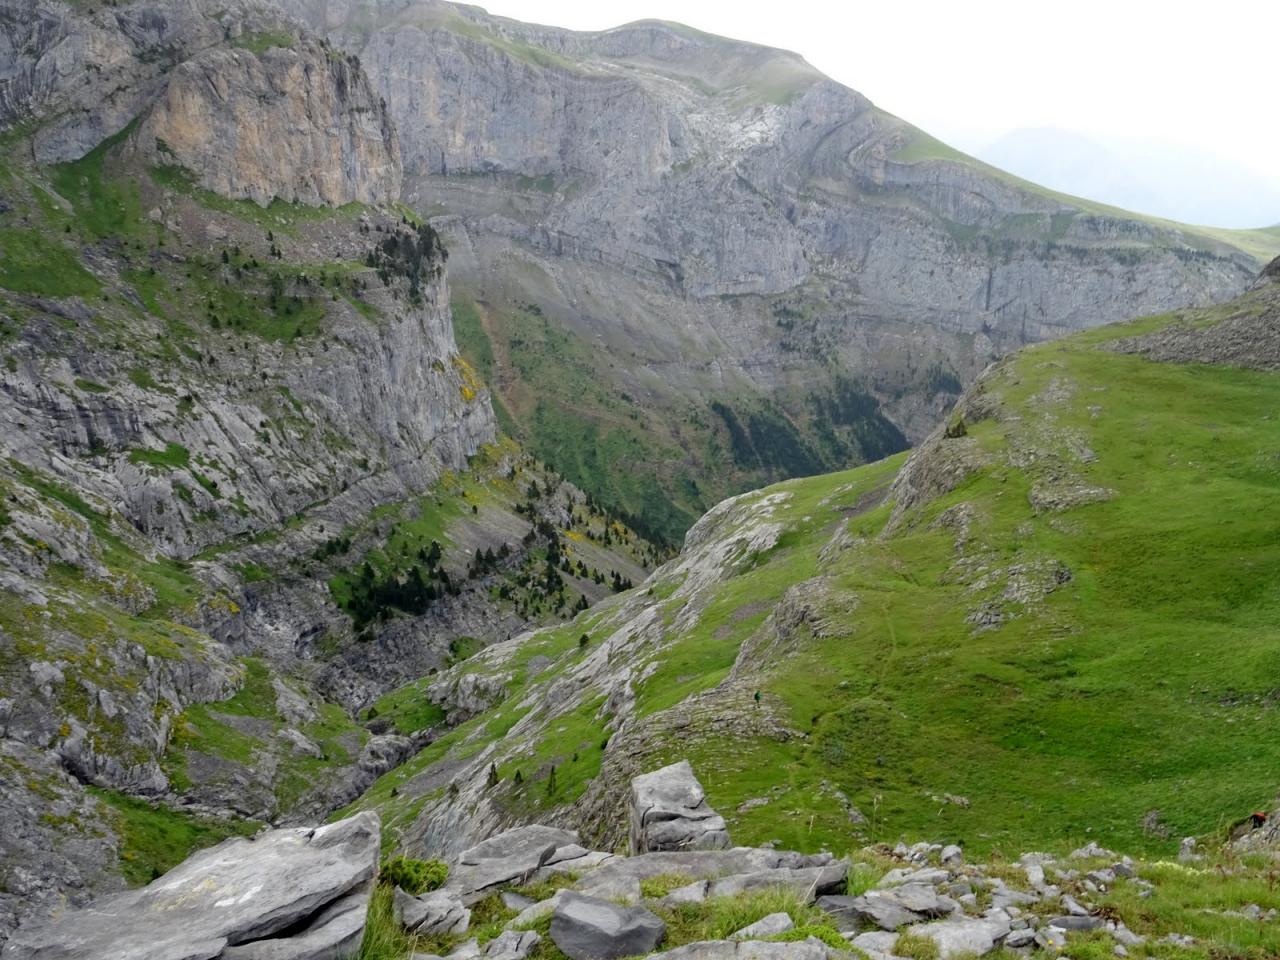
[[448, 289, 907, 547], [149, 164, 364, 234], [232, 30, 296, 55], [49, 120, 145, 241], [129, 442, 191, 470], [354, 282, 1280, 861], [368, 676, 447, 735], [88, 787, 258, 886], [0, 226, 101, 297]]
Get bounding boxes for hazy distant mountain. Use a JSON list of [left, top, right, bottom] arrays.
[[980, 127, 1280, 228]]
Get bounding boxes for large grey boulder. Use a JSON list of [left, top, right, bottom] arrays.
[[549, 892, 666, 960], [446, 825, 581, 903], [1, 812, 379, 960], [870, 883, 957, 917], [916, 915, 1012, 959], [630, 761, 730, 854], [219, 888, 370, 960], [816, 894, 920, 932]]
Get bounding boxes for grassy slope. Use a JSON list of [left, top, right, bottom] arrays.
[[356, 282, 1280, 863], [885, 117, 1280, 263], [690, 287, 1280, 857], [449, 290, 907, 546]]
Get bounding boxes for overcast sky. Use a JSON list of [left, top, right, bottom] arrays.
[[476, 0, 1280, 228]]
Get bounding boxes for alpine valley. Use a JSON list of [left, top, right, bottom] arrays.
[[2, 2, 1280, 959]]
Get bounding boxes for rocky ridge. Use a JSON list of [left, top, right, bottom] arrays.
[[0, 0, 653, 943], [275, 0, 1280, 540], [6, 762, 1253, 960]]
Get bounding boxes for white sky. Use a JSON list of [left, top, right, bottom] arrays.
[[476, 0, 1280, 223]]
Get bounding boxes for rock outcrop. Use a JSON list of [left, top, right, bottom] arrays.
[[135, 37, 402, 206], [2, 812, 380, 960], [548, 892, 666, 960], [629, 760, 731, 854]]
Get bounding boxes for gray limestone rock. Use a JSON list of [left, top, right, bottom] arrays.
[[219, 887, 370, 960], [395, 888, 471, 937], [816, 894, 921, 932], [630, 761, 730, 854], [446, 825, 579, 902], [481, 931, 540, 960], [706, 864, 849, 903], [732, 913, 794, 939], [2, 813, 379, 960], [916, 915, 1011, 959], [549, 892, 666, 960]]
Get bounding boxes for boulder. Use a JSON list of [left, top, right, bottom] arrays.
[[482, 931, 540, 960], [1, 813, 379, 960], [549, 891, 666, 960], [219, 887, 370, 960], [848, 932, 899, 955], [871, 883, 957, 917], [629, 761, 730, 854], [580, 848, 831, 891], [446, 825, 580, 902], [706, 864, 848, 903], [732, 913, 794, 939], [816, 894, 920, 932], [395, 889, 471, 936], [917, 915, 1011, 959]]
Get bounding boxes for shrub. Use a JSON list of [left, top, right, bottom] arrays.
[[380, 855, 448, 895]]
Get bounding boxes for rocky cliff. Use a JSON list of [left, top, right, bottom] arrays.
[[0, 0, 656, 942], [276, 0, 1280, 541]]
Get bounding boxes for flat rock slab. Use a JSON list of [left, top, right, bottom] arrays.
[[871, 883, 957, 917], [706, 864, 848, 903], [446, 825, 579, 902], [220, 888, 370, 960], [2, 813, 380, 960], [646, 939, 835, 959], [732, 913, 794, 939], [581, 848, 833, 890], [816, 894, 920, 932], [549, 891, 665, 960], [917, 915, 1011, 959], [630, 761, 730, 854], [482, 931, 540, 960]]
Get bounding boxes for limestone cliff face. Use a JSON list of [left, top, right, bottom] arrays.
[[135, 37, 401, 206], [0, 2, 495, 939], [271, 0, 1273, 526]]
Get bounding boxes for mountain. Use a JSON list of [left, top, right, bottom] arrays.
[[341, 261, 1280, 865], [276, 0, 1280, 543], [0, 0, 654, 941], [5, 0, 1280, 951], [980, 127, 1280, 230]]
